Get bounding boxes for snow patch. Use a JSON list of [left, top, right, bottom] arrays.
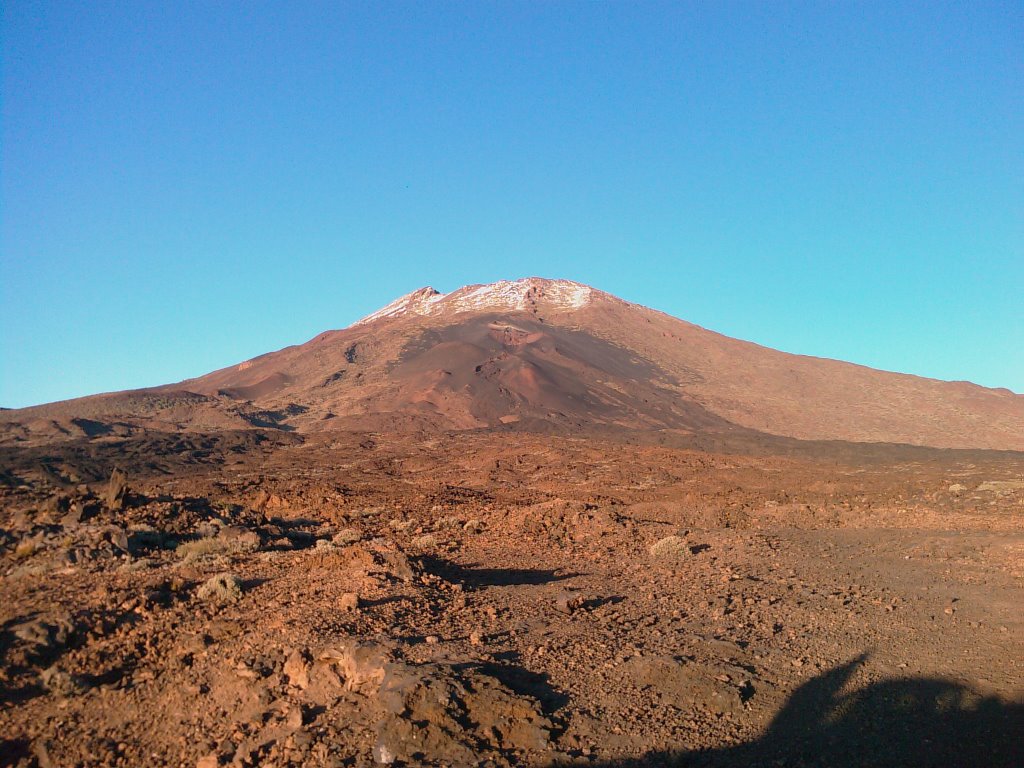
[[354, 287, 445, 325], [353, 278, 596, 326]]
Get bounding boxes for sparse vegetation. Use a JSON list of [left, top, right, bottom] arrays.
[[176, 534, 258, 563], [412, 533, 438, 548], [196, 572, 243, 603], [649, 535, 690, 558], [332, 528, 362, 546], [13, 538, 38, 559]]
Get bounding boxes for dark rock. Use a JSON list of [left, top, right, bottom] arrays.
[[129, 526, 164, 550]]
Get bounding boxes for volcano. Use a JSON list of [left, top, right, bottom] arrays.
[[2, 280, 1023, 768], [3, 277, 1022, 449]]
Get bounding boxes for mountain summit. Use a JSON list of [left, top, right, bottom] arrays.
[[3, 278, 1023, 450], [353, 278, 603, 326]]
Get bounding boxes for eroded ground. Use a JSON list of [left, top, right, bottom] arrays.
[[1, 430, 1022, 767]]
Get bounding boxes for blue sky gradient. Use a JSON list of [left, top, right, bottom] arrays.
[[2, 1, 1022, 407]]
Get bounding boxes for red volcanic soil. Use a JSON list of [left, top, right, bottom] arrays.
[[0, 429, 1021, 767]]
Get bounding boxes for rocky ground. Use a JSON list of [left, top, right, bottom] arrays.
[[1, 429, 1021, 767]]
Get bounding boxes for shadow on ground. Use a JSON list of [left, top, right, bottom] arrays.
[[418, 555, 578, 588], [575, 654, 1022, 768]]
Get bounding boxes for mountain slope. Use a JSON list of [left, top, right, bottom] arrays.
[[3, 277, 1022, 449]]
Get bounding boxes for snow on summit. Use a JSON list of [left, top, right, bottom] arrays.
[[353, 278, 597, 326]]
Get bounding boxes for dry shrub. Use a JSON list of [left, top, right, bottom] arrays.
[[649, 535, 690, 559], [177, 533, 258, 562]]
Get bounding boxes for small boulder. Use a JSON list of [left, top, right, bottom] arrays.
[[339, 592, 360, 612], [372, 742, 397, 765], [555, 591, 586, 614], [108, 527, 131, 554], [13, 612, 75, 656], [61, 501, 85, 528], [381, 550, 415, 582], [105, 468, 129, 510], [319, 640, 390, 693], [283, 649, 310, 690], [40, 665, 87, 696]]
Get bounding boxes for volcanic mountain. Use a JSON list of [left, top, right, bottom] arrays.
[[3, 277, 1023, 450]]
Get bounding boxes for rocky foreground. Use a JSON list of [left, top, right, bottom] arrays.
[[1, 430, 1022, 767]]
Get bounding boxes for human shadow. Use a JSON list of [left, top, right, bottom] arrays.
[[418, 555, 578, 588], [575, 653, 1022, 767]]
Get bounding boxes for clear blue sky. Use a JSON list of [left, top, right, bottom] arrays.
[[2, 1, 1022, 408]]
